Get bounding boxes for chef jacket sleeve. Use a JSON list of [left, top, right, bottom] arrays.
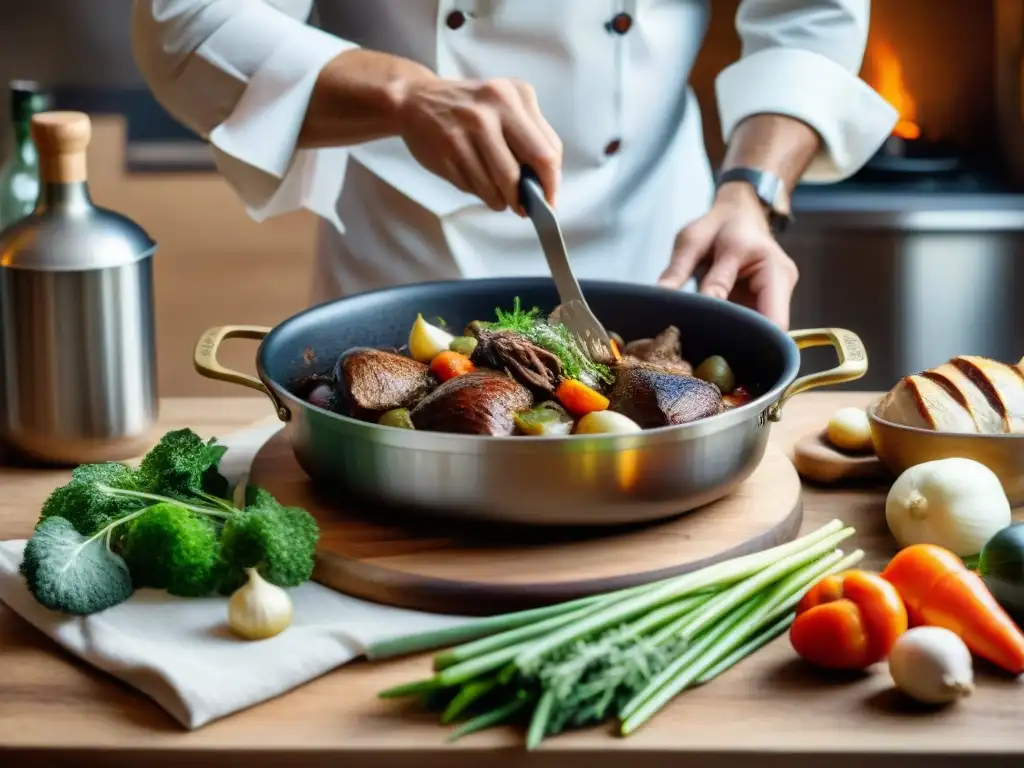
[[131, 0, 357, 227], [716, 0, 899, 183]]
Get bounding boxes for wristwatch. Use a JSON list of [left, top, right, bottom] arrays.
[[715, 167, 795, 235]]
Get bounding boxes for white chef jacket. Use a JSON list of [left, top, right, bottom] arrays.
[[132, 0, 897, 303]]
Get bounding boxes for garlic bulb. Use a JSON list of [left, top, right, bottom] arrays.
[[826, 406, 874, 453], [888, 626, 974, 705], [885, 458, 1011, 557], [408, 314, 455, 363], [227, 568, 293, 641]]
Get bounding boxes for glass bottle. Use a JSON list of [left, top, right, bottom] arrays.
[[0, 81, 53, 229]]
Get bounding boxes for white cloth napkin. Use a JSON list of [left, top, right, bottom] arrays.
[[0, 422, 471, 730]]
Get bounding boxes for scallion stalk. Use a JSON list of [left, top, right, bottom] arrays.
[[513, 521, 846, 672], [377, 676, 445, 699], [694, 613, 795, 685], [367, 593, 610, 661], [526, 690, 556, 750], [433, 582, 689, 671], [672, 528, 853, 643], [620, 550, 848, 723], [620, 548, 864, 734], [446, 693, 532, 742], [441, 677, 499, 723]]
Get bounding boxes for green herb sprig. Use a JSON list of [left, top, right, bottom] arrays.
[[487, 298, 614, 387]]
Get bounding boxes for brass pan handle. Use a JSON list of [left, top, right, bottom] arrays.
[[769, 327, 868, 422], [193, 325, 290, 422]]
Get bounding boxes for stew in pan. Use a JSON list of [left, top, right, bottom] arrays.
[[294, 298, 754, 437]]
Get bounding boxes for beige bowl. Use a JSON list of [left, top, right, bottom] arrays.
[[867, 397, 1024, 505]]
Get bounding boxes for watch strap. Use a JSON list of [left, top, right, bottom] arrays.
[[715, 167, 794, 235]]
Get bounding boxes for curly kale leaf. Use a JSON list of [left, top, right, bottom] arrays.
[[137, 428, 229, 498], [39, 462, 144, 536], [20, 516, 135, 615], [217, 485, 320, 593], [120, 503, 221, 597]]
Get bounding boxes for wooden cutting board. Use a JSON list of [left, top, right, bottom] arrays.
[[249, 430, 804, 616], [792, 429, 892, 485]]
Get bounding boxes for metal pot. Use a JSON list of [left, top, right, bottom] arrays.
[[194, 278, 867, 526]]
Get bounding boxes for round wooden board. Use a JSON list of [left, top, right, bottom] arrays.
[[792, 429, 891, 485], [249, 430, 804, 616]]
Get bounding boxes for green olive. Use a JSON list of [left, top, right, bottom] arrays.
[[694, 355, 736, 394], [378, 408, 415, 430], [513, 401, 574, 436], [464, 320, 488, 338], [449, 335, 479, 356]]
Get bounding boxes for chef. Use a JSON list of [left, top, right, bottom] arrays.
[[132, 1, 897, 330]]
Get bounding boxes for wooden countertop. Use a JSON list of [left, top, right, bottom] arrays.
[[2, 394, 1022, 768]]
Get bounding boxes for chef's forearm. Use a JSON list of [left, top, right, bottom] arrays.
[[298, 49, 437, 148], [716, 114, 821, 202]]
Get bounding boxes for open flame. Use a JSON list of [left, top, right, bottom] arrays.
[[864, 38, 921, 141]]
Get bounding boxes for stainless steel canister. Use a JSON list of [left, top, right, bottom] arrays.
[[0, 111, 158, 464]]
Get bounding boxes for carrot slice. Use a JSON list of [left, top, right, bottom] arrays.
[[555, 379, 610, 416], [430, 351, 475, 383], [882, 543, 1024, 675]]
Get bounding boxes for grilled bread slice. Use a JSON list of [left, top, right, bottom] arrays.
[[876, 355, 1024, 434]]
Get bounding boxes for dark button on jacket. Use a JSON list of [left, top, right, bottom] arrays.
[[608, 13, 633, 35]]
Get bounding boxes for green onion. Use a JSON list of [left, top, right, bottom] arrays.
[[694, 613, 795, 685], [669, 528, 853, 644], [367, 592, 611, 661], [375, 520, 861, 750], [432, 581, 661, 670], [619, 548, 864, 734], [441, 677, 499, 723], [526, 690, 556, 750], [377, 676, 445, 699], [514, 520, 846, 672], [446, 692, 531, 743]]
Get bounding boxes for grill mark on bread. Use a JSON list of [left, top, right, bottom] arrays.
[[951, 356, 1007, 419]]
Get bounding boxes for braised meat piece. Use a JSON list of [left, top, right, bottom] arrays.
[[608, 361, 722, 428], [411, 370, 533, 436], [471, 328, 562, 394], [622, 326, 691, 374], [333, 347, 435, 418]]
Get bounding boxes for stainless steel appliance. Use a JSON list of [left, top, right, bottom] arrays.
[[0, 111, 158, 464], [781, 190, 1024, 391]]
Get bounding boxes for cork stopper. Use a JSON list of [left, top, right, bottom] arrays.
[[31, 111, 92, 184]]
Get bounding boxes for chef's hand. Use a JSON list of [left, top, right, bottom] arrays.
[[396, 78, 563, 213], [658, 184, 799, 330]]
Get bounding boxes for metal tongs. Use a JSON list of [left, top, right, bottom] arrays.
[[517, 165, 619, 364]]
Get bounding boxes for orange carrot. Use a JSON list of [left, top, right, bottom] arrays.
[[609, 338, 622, 362], [882, 543, 1024, 675], [555, 379, 610, 416], [430, 350, 475, 383]]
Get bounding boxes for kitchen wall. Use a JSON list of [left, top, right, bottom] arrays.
[[0, 1, 1018, 397]]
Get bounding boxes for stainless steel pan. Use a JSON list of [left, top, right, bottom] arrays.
[[194, 278, 867, 526]]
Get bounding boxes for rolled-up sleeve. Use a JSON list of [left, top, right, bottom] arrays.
[[715, 0, 899, 182], [131, 0, 357, 225]]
